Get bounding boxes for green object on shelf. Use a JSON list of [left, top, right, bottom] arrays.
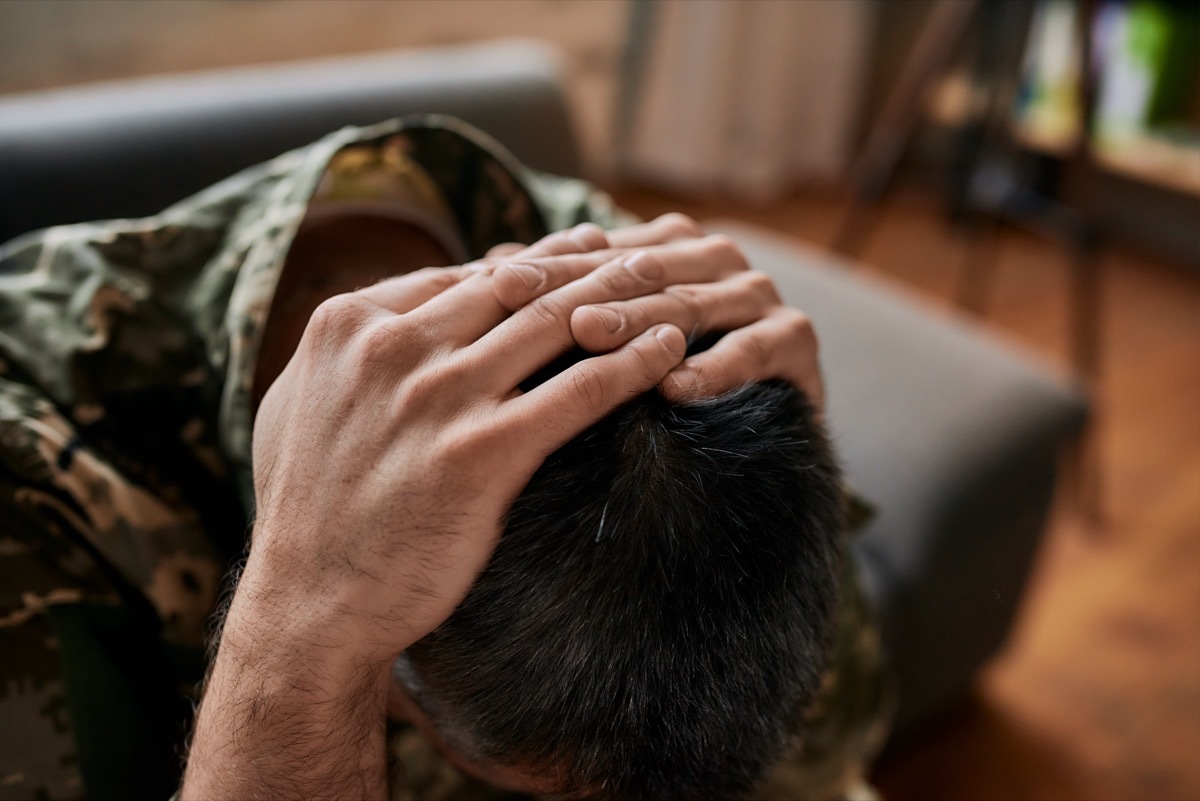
[[1145, 1, 1200, 129]]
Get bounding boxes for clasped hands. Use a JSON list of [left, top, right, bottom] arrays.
[[183, 214, 823, 799]]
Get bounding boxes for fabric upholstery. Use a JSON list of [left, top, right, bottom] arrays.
[[708, 221, 1088, 732]]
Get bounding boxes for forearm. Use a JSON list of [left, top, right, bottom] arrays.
[[181, 564, 395, 801]]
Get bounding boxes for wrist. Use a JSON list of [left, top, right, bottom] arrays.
[[238, 514, 393, 634], [236, 517, 436, 659], [210, 592, 394, 746], [221, 554, 399, 671], [184, 571, 394, 800]]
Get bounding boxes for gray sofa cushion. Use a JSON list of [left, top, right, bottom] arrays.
[[710, 220, 1089, 733]]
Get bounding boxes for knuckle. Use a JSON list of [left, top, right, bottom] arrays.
[[397, 367, 438, 405], [595, 263, 632, 294], [543, 229, 573, 251], [527, 292, 572, 328], [664, 285, 706, 323], [780, 308, 816, 343], [569, 223, 609, 251], [395, 357, 462, 408], [307, 294, 368, 339], [744, 270, 783, 303], [657, 212, 704, 240], [597, 255, 656, 295], [432, 357, 472, 392], [704, 234, 750, 271], [743, 329, 774, 367], [486, 242, 523, 258], [439, 422, 490, 463], [570, 364, 611, 409], [358, 318, 409, 363], [772, 309, 820, 354], [424, 266, 467, 289], [464, 259, 498, 276]]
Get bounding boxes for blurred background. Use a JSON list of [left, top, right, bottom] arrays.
[[1, 1, 1196, 799]]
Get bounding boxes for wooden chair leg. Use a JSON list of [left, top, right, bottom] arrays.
[[1068, 240, 1105, 527], [830, 0, 978, 258]]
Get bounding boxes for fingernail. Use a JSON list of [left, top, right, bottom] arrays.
[[655, 325, 684, 351], [589, 306, 622, 334], [659, 369, 687, 400], [626, 251, 663, 280], [665, 362, 701, 393], [569, 224, 604, 249], [666, 363, 692, 382], [505, 263, 542, 290]]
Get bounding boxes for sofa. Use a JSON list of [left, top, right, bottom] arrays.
[[0, 39, 1088, 740]]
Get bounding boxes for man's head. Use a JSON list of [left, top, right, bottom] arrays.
[[397, 372, 844, 800]]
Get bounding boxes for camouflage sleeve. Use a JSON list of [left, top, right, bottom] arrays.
[[0, 484, 92, 800], [0, 220, 232, 797], [0, 375, 215, 800], [521, 168, 640, 232], [387, 722, 522, 801]]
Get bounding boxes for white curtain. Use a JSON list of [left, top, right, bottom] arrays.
[[618, 0, 874, 201]]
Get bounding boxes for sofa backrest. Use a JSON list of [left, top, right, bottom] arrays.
[[0, 39, 583, 244]]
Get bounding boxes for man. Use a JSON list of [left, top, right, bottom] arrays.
[[0, 116, 889, 799]]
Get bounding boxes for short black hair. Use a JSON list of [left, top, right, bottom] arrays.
[[402, 368, 844, 800]]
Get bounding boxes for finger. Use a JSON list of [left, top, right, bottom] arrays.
[[464, 222, 612, 288], [408, 249, 627, 348], [605, 213, 705, 248], [489, 249, 626, 311], [463, 224, 610, 278], [405, 248, 635, 349], [514, 222, 609, 259], [475, 235, 750, 388], [485, 242, 525, 259], [354, 266, 471, 314], [492, 231, 748, 313], [506, 324, 687, 453], [659, 308, 824, 413], [487, 217, 713, 311], [570, 270, 780, 352]]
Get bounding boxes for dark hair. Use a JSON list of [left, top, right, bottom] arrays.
[[402, 368, 844, 800]]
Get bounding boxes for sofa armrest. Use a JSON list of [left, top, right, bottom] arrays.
[[709, 220, 1089, 735], [0, 39, 582, 243]]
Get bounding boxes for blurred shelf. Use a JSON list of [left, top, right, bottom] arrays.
[[1091, 135, 1200, 198], [1011, 122, 1200, 197]]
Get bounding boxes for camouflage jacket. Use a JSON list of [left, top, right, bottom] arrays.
[[0, 117, 890, 800]]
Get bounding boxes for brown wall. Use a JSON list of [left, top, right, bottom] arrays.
[[0, 0, 631, 172]]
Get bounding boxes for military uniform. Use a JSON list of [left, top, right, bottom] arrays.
[[0, 116, 890, 800]]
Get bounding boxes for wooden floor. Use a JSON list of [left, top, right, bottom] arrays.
[[611, 184, 1200, 801]]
